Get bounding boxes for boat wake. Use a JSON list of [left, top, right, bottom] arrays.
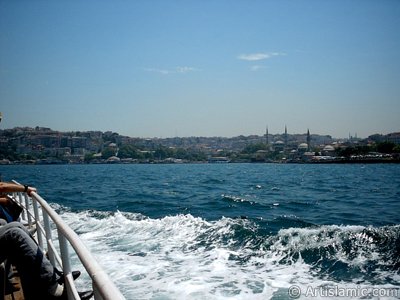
[[53, 206, 400, 299]]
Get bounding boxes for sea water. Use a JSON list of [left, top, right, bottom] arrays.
[[1, 163, 399, 299]]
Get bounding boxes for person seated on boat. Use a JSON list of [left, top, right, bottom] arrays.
[[0, 221, 93, 299], [0, 195, 23, 223], [0, 182, 36, 196], [0, 182, 93, 300], [0, 182, 36, 222]]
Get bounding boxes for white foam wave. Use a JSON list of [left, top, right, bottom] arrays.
[[55, 211, 400, 299]]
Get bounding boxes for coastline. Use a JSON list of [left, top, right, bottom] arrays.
[[1, 157, 399, 165]]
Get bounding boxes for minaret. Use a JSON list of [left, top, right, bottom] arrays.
[[307, 129, 311, 151], [284, 125, 288, 150], [265, 126, 269, 146]]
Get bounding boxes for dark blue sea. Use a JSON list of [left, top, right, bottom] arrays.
[[1, 164, 400, 299]]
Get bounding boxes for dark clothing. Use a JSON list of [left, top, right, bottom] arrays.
[[0, 222, 58, 299]]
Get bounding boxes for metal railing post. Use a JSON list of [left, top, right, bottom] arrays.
[[32, 198, 44, 249], [17, 193, 26, 221], [58, 231, 80, 300], [93, 283, 104, 300], [34, 191, 126, 300], [23, 193, 33, 227], [43, 210, 56, 266], [9, 182, 126, 300]]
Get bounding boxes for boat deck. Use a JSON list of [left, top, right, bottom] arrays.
[[3, 266, 24, 300]]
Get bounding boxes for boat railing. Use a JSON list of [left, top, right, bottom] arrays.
[[10, 181, 126, 300]]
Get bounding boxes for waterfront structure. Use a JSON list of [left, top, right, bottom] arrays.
[[369, 132, 400, 144], [1, 126, 398, 163], [274, 140, 285, 152], [322, 145, 336, 156], [298, 143, 309, 153], [387, 132, 400, 144]]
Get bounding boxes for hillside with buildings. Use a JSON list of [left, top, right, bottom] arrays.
[[0, 126, 399, 164]]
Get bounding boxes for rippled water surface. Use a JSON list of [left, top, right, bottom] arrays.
[[1, 164, 399, 299]]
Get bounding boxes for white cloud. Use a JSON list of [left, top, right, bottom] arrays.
[[144, 68, 171, 75], [176, 66, 197, 73], [250, 65, 265, 71], [238, 53, 269, 61], [145, 66, 198, 75], [237, 52, 285, 61]]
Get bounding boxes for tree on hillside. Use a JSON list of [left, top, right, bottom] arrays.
[[101, 148, 116, 159], [241, 143, 267, 154], [376, 141, 396, 154]]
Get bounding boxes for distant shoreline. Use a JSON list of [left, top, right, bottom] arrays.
[[1, 158, 399, 166]]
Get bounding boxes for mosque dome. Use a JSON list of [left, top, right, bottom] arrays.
[[273, 140, 285, 151], [106, 156, 120, 163], [298, 143, 308, 150], [323, 145, 335, 152]]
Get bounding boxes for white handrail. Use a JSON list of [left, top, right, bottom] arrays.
[[11, 185, 126, 300]]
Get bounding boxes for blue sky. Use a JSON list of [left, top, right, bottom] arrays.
[[1, 0, 399, 138]]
